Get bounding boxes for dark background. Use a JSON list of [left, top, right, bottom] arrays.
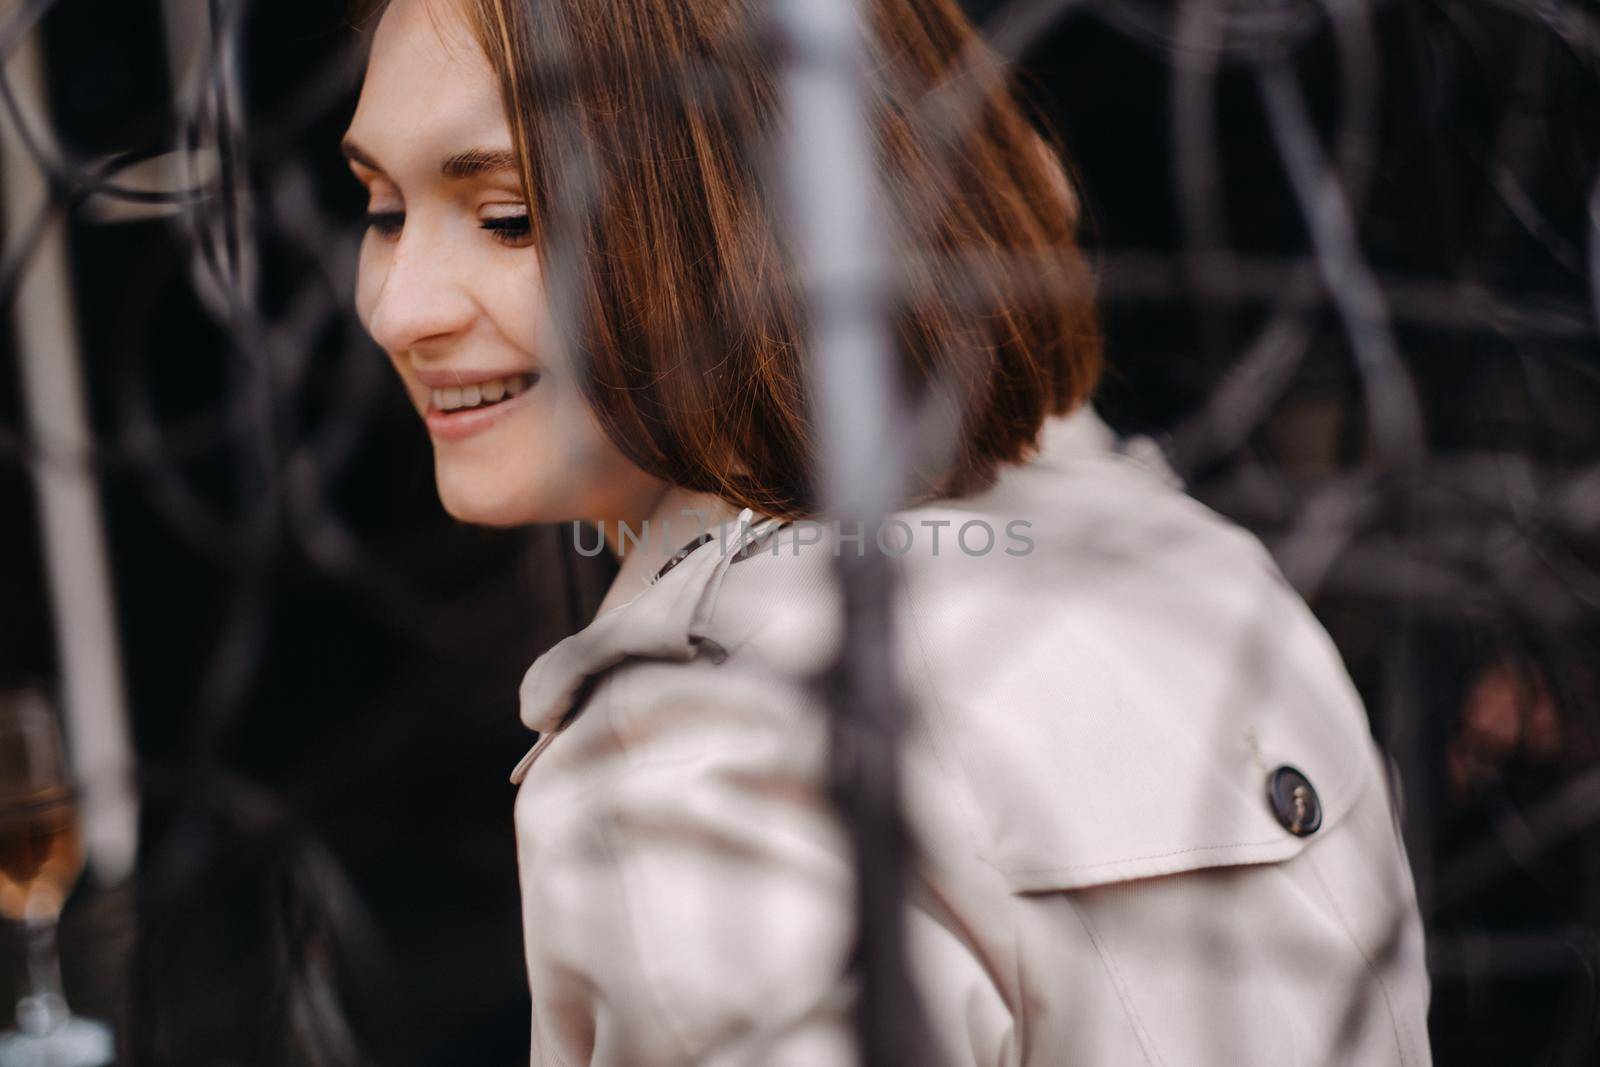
[[2, 0, 1598, 1062]]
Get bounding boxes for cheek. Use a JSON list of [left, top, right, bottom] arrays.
[[479, 253, 547, 361]]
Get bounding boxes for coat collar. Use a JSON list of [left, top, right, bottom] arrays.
[[511, 405, 1126, 783], [516, 507, 785, 739]]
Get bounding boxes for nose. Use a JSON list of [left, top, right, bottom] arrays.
[[361, 221, 478, 357]]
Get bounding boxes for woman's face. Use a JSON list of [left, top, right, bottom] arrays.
[[343, 0, 665, 528]]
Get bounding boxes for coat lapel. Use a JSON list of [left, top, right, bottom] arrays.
[[511, 509, 785, 782]]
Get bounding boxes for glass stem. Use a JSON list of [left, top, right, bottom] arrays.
[[15, 916, 68, 1035]]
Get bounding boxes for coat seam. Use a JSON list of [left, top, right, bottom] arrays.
[[1004, 835, 1297, 876], [1303, 831, 1411, 1065], [1064, 894, 1165, 1067]]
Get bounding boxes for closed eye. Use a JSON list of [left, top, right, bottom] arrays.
[[361, 209, 530, 247], [365, 210, 404, 238], [481, 212, 532, 246]]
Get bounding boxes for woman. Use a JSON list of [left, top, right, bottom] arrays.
[[342, 0, 1432, 1062]]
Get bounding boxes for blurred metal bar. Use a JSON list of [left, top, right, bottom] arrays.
[[1256, 62, 1423, 469], [771, 0, 930, 1062], [0, 21, 138, 883], [160, 0, 206, 99]]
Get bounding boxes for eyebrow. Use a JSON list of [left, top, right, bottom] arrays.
[[340, 138, 518, 181], [440, 147, 519, 179]]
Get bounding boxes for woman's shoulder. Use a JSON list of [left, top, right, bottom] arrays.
[[697, 406, 1304, 689], [690, 407, 1385, 889], [516, 404, 1385, 887]]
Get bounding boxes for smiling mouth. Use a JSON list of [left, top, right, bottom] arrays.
[[427, 372, 538, 415]]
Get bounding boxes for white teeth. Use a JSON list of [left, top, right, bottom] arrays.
[[430, 373, 535, 412]]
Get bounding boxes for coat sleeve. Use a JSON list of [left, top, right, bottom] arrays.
[[513, 660, 870, 1066]]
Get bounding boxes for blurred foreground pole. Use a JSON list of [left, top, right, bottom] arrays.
[[772, 0, 933, 1062], [0, 22, 139, 883]]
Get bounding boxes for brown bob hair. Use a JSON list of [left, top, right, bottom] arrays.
[[355, 0, 1100, 520]]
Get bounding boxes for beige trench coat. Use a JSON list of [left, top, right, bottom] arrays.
[[509, 405, 1433, 1065]]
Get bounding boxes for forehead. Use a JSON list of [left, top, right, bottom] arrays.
[[347, 0, 508, 164]]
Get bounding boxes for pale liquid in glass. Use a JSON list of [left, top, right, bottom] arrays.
[[0, 792, 84, 923]]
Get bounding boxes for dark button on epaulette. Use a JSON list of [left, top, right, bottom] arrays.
[[1266, 765, 1322, 836]]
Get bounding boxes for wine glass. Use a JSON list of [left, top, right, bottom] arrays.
[[0, 690, 113, 1067]]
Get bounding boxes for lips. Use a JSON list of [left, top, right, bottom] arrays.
[[419, 370, 541, 442]]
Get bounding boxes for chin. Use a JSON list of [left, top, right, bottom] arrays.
[[429, 433, 668, 531], [434, 464, 547, 528]]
